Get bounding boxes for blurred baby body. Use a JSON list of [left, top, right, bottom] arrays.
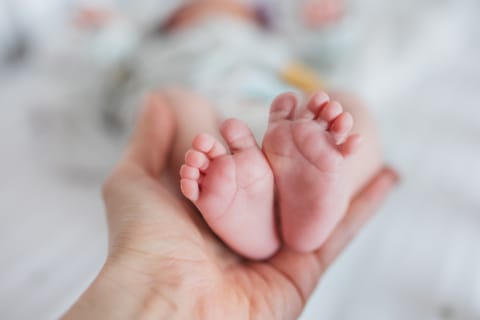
[[29, 0, 343, 178], [135, 17, 296, 138], [80, 0, 351, 136]]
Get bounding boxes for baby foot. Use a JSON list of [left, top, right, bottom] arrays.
[[263, 91, 362, 252], [180, 119, 279, 260]]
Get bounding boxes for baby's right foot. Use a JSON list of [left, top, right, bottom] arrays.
[[263, 92, 361, 252], [180, 119, 279, 260]]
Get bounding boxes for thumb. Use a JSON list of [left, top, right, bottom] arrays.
[[123, 93, 176, 177]]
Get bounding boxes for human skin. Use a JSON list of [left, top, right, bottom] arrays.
[[62, 94, 397, 320], [263, 92, 380, 252], [180, 119, 279, 260], [179, 91, 369, 258]]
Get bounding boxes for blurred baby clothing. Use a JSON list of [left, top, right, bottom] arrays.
[[125, 17, 304, 138]]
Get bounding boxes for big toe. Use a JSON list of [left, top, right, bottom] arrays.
[[220, 119, 259, 153], [192, 133, 227, 158]]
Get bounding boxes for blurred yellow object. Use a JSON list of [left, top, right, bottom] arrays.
[[281, 62, 325, 93]]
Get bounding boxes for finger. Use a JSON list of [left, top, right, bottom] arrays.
[[124, 92, 175, 177], [315, 166, 400, 269]]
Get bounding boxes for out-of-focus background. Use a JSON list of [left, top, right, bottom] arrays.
[[1, 0, 479, 319]]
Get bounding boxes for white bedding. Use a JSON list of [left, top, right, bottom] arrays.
[[0, 0, 479, 319]]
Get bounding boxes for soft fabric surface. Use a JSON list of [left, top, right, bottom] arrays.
[[0, 0, 479, 319]]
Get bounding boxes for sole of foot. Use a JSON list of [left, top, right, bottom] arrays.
[[263, 91, 362, 252], [180, 119, 280, 260]]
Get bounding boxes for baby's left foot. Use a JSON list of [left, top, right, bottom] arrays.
[[263, 92, 362, 252]]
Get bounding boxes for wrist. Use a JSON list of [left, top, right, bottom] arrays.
[[62, 256, 186, 320]]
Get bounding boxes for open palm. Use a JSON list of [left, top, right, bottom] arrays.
[[68, 100, 397, 320]]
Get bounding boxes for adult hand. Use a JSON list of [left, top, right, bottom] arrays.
[[63, 96, 398, 320]]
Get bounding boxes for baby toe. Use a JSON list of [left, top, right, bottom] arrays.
[[329, 112, 354, 144], [299, 91, 330, 120], [180, 179, 200, 201], [180, 164, 200, 180], [339, 134, 363, 158], [269, 93, 298, 123], [317, 101, 343, 127], [221, 119, 258, 153], [185, 150, 210, 171], [193, 133, 226, 158]]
